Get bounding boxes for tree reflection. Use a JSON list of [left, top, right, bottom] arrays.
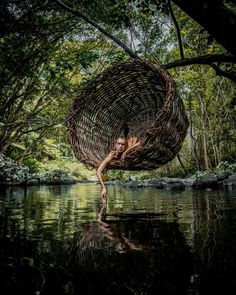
[[191, 190, 236, 295]]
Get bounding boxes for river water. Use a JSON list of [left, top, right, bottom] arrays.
[[0, 183, 236, 295]]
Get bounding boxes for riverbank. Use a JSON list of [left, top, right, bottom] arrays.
[[0, 153, 77, 186], [1, 153, 236, 190], [104, 171, 236, 191]]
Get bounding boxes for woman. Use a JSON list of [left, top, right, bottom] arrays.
[[96, 137, 140, 204]]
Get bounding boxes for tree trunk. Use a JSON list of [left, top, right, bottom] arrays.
[[171, 0, 236, 56], [203, 133, 210, 170]]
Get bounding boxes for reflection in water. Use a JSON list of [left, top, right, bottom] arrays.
[[97, 204, 144, 253], [0, 185, 236, 294], [190, 190, 236, 295], [67, 204, 194, 295]]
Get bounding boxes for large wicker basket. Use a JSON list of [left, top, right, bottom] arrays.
[[66, 59, 189, 170]]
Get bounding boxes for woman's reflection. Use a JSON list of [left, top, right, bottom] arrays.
[[67, 204, 195, 295], [96, 203, 144, 253]]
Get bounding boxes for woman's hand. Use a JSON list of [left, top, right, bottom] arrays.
[[101, 187, 107, 204]]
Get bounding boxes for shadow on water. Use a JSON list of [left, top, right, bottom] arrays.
[[67, 204, 195, 295]]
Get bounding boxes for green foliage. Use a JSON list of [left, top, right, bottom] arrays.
[[189, 161, 236, 180], [0, 0, 235, 178], [191, 170, 212, 179], [37, 158, 95, 180], [215, 161, 236, 173], [22, 157, 41, 173]]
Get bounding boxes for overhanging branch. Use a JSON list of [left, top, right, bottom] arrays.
[[52, 0, 139, 59], [163, 54, 236, 82], [52, 1, 236, 82], [163, 54, 236, 68]]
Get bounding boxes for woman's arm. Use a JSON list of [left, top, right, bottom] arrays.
[[96, 152, 114, 203]]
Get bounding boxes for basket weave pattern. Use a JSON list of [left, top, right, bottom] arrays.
[[66, 59, 189, 170]]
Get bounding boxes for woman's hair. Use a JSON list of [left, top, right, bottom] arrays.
[[123, 122, 129, 139]]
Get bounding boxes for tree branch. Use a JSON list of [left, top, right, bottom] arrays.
[[210, 63, 236, 82], [52, 0, 139, 59], [167, 0, 184, 59], [163, 54, 236, 68], [163, 53, 236, 82]]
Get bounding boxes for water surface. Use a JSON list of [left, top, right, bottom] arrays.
[[0, 184, 236, 295]]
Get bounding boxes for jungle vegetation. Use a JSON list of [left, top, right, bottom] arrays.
[[0, 0, 236, 179]]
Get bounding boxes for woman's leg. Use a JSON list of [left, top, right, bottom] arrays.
[[128, 137, 138, 147]]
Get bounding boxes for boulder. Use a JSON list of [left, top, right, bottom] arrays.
[[143, 178, 164, 188], [29, 170, 76, 185], [216, 171, 232, 182], [125, 180, 143, 188], [166, 181, 185, 191], [0, 153, 30, 185], [182, 178, 195, 187], [222, 173, 236, 188], [0, 154, 77, 186], [192, 173, 218, 189]]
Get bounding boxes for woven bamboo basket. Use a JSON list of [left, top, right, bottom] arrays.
[[66, 59, 189, 170]]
